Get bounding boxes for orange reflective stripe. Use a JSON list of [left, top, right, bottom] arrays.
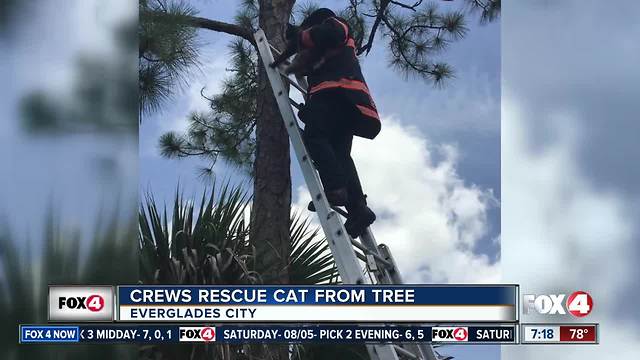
[[310, 79, 371, 94], [346, 38, 356, 48], [356, 105, 380, 120], [309, 79, 380, 121]]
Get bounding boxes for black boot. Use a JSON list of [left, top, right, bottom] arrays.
[[307, 187, 348, 212], [344, 196, 376, 238]]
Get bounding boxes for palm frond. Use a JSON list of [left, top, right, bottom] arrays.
[[289, 212, 339, 284], [0, 210, 136, 360], [139, 183, 257, 285]]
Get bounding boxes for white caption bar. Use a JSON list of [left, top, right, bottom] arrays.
[[118, 305, 515, 322]]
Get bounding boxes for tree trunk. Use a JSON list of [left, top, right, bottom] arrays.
[[252, 0, 295, 284], [250, 3, 294, 360]]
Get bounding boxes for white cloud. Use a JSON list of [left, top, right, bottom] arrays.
[[502, 97, 640, 358], [294, 116, 499, 284]]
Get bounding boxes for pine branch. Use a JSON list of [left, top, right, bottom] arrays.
[[186, 15, 256, 45], [466, 0, 501, 24], [142, 10, 256, 45], [358, 0, 391, 55], [390, 0, 423, 11]]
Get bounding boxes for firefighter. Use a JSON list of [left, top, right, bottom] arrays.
[[272, 8, 380, 238]]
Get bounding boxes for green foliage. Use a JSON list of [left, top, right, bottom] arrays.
[[0, 211, 137, 360], [289, 212, 339, 284], [158, 38, 258, 175], [376, 0, 499, 84], [138, 182, 339, 359], [139, 183, 258, 285], [465, 0, 501, 24], [365, 2, 459, 85], [156, 1, 259, 174], [139, 184, 257, 360], [139, 182, 338, 286], [235, 0, 259, 31], [139, 0, 201, 115]]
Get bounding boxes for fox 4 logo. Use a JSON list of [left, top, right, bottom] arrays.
[[179, 327, 216, 342], [58, 295, 104, 312], [431, 327, 468, 342], [523, 291, 593, 317]]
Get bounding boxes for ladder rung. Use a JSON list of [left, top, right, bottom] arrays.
[[354, 249, 367, 262], [366, 254, 379, 272], [289, 98, 302, 110], [392, 345, 419, 359], [268, 43, 281, 55], [280, 72, 308, 95], [350, 238, 393, 269], [331, 206, 348, 217]]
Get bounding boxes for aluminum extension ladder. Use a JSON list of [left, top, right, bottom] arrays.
[[255, 29, 449, 360]]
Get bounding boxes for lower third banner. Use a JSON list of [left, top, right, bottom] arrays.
[[20, 324, 517, 344]]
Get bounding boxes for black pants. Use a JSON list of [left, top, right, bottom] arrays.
[[301, 90, 365, 209]]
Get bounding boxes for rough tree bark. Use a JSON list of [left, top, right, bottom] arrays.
[[250, 6, 296, 360], [250, 0, 295, 289], [251, 3, 296, 358]]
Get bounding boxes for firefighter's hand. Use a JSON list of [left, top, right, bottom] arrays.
[[271, 47, 294, 68], [269, 60, 279, 68], [282, 64, 295, 75], [297, 103, 308, 123], [270, 57, 285, 68], [285, 23, 299, 41]]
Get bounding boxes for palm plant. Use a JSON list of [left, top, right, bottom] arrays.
[[139, 184, 258, 286], [0, 211, 137, 360], [138, 182, 340, 360], [288, 212, 338, 285]]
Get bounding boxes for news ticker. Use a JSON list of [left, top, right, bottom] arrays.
[[48, 285, 518, 323], [18, 324, 599, 345], [20, 324, 517, 344]]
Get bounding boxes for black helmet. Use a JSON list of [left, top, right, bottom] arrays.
[[300, 8, 336, 29]]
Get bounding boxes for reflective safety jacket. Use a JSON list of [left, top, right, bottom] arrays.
[[299, 16, 381, 139]]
